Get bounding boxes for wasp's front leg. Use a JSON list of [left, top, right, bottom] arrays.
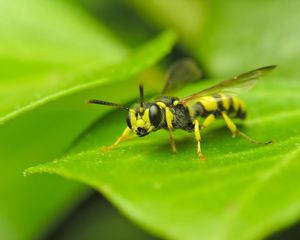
[[101, 127, 131, 151], [165, 107, 177, 153], [193, 119, 205, 160]]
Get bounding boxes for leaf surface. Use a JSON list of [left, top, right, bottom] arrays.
[[26, 75, 300, 240], [0, 0, 176, 237]]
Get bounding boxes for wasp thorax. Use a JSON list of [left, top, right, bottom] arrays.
[[126, 104, 163, 137]]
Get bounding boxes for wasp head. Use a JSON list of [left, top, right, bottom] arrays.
[[88, 84, 163, 137], [126, 103, 163, 137]]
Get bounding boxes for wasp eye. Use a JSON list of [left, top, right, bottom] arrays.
[[126, 112, 132, 129], [149, 104, 162, 128]]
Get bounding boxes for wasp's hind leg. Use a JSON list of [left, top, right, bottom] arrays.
[[101, 127, 131, 151], [193, 114, 215, 160], [221, 112, 272, 145]]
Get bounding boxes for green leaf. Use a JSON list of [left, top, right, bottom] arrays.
[[0, 0, 127, 65], [0, 0, 128, 124], [0, 29, 175, 124], [128, 0, 204, 46], [0, 0, 131, 238], [0, 0, 176, 238], [129, 0, 300, 79], [26, 75, 300, 240], [50, 193, 154, 240], [193, 0, 300, 78]]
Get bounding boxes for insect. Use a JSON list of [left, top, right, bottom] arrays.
[[88, 59, 276, 160]]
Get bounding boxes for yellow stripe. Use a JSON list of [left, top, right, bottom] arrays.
[[198, 96, 218, 111], [219, 94, 230, 110], [239, 100, 246, 112], [231, 96, 240, 112]]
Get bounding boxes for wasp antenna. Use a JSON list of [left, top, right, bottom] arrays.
[[139, 84, 144, 108], [88, 99, 129, 110]]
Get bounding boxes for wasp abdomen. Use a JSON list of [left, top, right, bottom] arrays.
[[192, 94, 246, 119]]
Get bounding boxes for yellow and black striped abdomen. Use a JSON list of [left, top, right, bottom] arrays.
[[190, 94, 246, 119]]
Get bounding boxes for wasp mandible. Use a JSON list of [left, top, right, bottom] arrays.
[[88, 59, 276, 160]]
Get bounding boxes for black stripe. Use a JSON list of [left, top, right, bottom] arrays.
[[237, 104, 242, 116], [193, 102, 214, 117], [236, 103, 247, 119], [227, 96, 234, 113], [237, 105, 246, 119], [213, 94, 225, 112]]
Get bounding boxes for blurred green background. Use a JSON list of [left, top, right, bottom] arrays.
[[1, 0, 300, 239]]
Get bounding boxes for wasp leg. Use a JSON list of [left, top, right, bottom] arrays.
[[194, 114, 215, 160], [165, 107, 177, 153], [101, 127, 131, 151], [193, 119, 204, 160], [168, 129, 177, 153], [201, 114, 215, 130], [221, 112, 272, 145]]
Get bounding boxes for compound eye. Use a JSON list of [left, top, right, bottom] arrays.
[[126, 112, 132, 129], [149, 104, 162, 128]]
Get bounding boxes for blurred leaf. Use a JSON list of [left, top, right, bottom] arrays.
[[0, 0, 128, 124], [0, 0, 176, 238], [75, 0, 158, 47], [194, 0, 300, 77], [128, 0, 204, 47], [129, 0, 300, 78], [0, 0, 127, 65], [1, 27, 175, 124], [26, 74, 300, 240], [47, 192, 154, 240], [0, 0, 129, 238]]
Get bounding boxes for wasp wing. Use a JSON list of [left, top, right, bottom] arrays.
[[162, 58, 203, 94], [181, 65, 276, 104]]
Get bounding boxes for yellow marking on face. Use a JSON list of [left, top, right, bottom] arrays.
[[129, 108, 154, 134], [136, 119, 145, 128], [129, 109, 136, 128], [142, 109, 150, 123], [199, 96, 218, 111]]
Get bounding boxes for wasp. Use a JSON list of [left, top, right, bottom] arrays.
[[88, 59, 276, 160]]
